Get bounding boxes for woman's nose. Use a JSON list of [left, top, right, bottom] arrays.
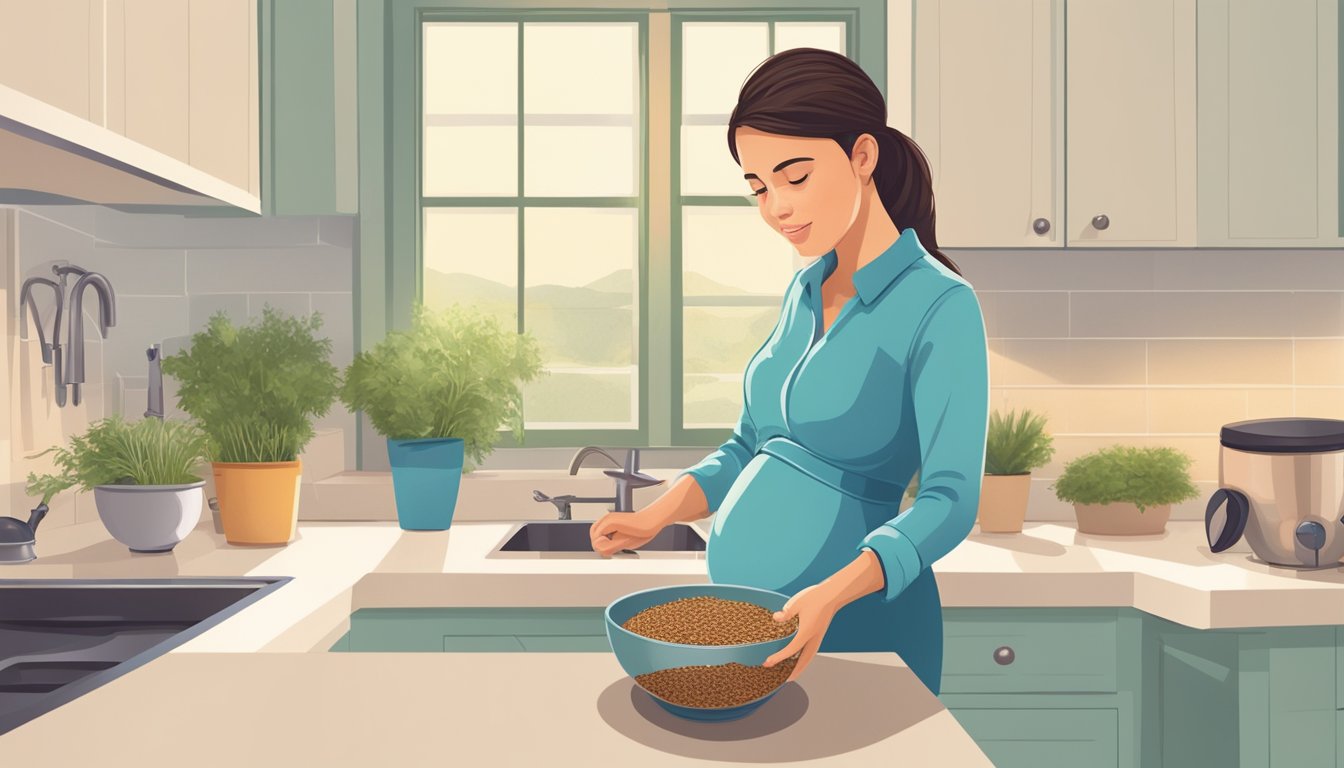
[[768, 192, 793, 221]]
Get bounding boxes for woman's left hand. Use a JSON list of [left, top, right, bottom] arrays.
[[762, 583, 842, 682]]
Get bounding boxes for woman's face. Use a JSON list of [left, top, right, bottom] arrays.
[[733, 126, 875, 259]]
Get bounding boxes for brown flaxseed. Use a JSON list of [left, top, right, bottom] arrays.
[[621, 595, 798, 645], [636, 658, 798, 708]]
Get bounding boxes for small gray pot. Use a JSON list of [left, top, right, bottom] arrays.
[[93, 481, 206, 553]]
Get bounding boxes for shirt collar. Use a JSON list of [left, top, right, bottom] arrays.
[[804, 227, 929, 306]]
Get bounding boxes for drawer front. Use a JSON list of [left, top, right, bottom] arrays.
[[951, 708, 1118, 768], [443, 635, 527, 652], [516, 635, 612, 652], [942, 610, 1118, 693]]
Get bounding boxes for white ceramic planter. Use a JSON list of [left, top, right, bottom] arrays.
[[93, 481, 205, 553]]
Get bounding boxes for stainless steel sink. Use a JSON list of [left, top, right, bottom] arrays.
[[488, 520, 707, 559], [0, 577, 289, 735]]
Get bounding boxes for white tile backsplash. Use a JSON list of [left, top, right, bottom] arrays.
[[5, 205, 359, 513]]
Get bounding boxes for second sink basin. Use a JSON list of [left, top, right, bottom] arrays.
[[490, 520, 706, 559]]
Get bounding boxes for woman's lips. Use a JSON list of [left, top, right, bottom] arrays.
[[781, 223, 811, 243]]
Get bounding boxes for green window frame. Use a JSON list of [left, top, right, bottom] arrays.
[[362, 0, 886, 464]]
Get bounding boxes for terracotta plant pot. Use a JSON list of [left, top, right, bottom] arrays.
[[212, 460, 302, 545], [1073, 502, 1171, 535], [977, 473, 1032, 533]]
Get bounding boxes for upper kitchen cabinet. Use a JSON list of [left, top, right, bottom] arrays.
[[0, 0, 260, 211], [1065, 0, 1196, 247], [1196, 0, 1341, 246], [262, 0, 358, 216], [913, 0, 1063, 247], [0, 1, 102, 123]]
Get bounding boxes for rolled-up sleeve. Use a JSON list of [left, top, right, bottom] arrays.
[[859, 285, 989, 602]]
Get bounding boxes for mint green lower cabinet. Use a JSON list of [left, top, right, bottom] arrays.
[[1142, 615, 1337, 768], [946, 707, 1118, 768], [941, 608, 1136, 767]]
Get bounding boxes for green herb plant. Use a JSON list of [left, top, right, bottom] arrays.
[[340, 303, 546, 473], [1051, 444, 1200, 513], [162, 307, 340, 463], [905, 408, 1055, 499], [25, 416, 211, 501]]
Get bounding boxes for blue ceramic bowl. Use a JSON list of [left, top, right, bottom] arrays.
[[605, 583, 797, 722]]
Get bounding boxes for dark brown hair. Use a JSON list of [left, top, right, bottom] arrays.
[[727, 48, 962, 277]]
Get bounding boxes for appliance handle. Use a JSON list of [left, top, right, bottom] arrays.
[[1205, 487, 1250, 553]]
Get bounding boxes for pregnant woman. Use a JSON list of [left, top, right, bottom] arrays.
[[590, 48, 989, 697]]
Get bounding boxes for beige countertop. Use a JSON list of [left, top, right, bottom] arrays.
[[3, 517, 1342, 761], [7, 518, 1344, 656], [0, 652, 990, 766]]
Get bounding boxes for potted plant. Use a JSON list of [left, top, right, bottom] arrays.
[[339, 303, 545, 530], [978, 409, 1055, 532], [1051, 444, 1200, 535], [901, 409, 1055, 533], [26, 416, 211, 553], [162, 307, 340, 546]]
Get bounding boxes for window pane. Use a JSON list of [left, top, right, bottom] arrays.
[[423, 23, 517, 116], [682, 207, 795, 296], [524, 125, 636, 197], [524, 208, 638, 427], [688, 296, 801, 422], [682, 123, 746, 196], [424, 126, 517, 197], [681, 207, 795, 428], [524, 23, 637, 115], [773, 22, 846, 55], [423, 208, 518, 329], [682, 22, 768, 116]]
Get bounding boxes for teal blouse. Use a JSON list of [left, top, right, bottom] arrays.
[[677, 226, 990, 612]]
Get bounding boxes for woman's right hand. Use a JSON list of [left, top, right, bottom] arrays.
[[590, 507, 668, 557]]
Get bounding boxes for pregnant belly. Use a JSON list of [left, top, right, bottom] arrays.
[[706, 454, 880, 595]]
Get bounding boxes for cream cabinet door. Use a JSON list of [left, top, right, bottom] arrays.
[[1065, 0, 1196, 246], [109, 0, 190, 163], [1197, 0, 1340, 246], [0, 0, 101, 122], [913, 0, 1062, 247], [188, 0, 254, 192]]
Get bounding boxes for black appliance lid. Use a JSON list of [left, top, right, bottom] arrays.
[[1220, 417, 1344, 453]]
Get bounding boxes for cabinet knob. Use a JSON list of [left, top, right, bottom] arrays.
[[1092, 214, 1110, 230], [1033, 218, 1051, 235], [993, 646, 1015, 665]]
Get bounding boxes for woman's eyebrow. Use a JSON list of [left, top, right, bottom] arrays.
[[743, 156, 815, 180]]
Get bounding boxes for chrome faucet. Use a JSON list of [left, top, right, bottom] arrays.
[[532, 447, 665, 520], [64, 271, 116, 407], [18, 276, 60, 365]]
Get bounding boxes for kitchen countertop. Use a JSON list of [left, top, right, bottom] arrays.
[[0, 652, 990, 765], [3, 517, 1343, 761]]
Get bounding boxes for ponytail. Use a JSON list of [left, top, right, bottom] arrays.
[[860, 127, 962, 278]]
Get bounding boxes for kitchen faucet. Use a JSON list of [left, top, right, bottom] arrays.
[[532, 447, 665, 520], [17, 263, 115, 409], [18, 276, 60, 366], [64, 270, 117, 407]]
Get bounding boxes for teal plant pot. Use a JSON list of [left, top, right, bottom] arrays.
[[386, 437, 464, 531], [606, 584, 797, 722]]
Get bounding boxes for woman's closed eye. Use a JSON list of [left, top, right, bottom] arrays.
[[786, 174, 809, 186]]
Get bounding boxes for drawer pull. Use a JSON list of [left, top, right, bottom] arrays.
[[993, 646, 1015, 665]]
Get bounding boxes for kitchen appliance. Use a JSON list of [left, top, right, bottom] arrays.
[[0, 504, 48, 564], [1205, 417, 1344, 568]]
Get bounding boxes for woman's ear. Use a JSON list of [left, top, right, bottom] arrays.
[[851, 132, 880, 183]]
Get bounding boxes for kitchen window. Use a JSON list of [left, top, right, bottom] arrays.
[[383, 2, 883, 452]]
